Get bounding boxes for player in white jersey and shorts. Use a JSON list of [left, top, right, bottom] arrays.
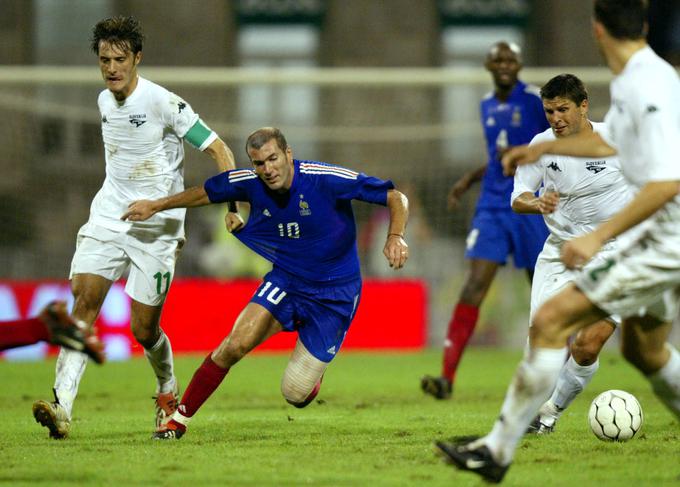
[[32, 16, 243, 439], [511, 74, 634, 433], [438, 1, 680, 483]]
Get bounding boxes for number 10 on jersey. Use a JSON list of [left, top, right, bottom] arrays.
[[277, 222, 300, 239]]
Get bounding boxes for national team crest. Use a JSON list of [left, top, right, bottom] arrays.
[[511, 108, 522, 127], [586, 160, 607, 174], [299, 196, 311, 216]]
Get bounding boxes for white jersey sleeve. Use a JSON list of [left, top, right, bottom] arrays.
[[511, 130, 552, 205], [154, 90, 217, 151]]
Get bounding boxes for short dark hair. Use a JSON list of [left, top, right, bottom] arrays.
[[245, 127, 288, 156], [540, 74, 588, 106], [91, 16, 144, 54], [594, 0, 647, 40]]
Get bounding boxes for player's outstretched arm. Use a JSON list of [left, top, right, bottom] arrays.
[[562, 180, 680, 269], [447, 164, 486, 210], [203, 138, 245, 233], [503, 132, 616, 176], [122, 186, 212, 222], [383, 189, 409, 270]]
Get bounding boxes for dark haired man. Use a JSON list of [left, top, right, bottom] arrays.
[[123, 127, 410, 440], [421, 41, 549, 400], [32, 15, 242, 439], [512, 73, 632, 434], [438, 1, 680, 482]]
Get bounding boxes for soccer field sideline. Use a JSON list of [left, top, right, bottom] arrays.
[[2, 350, 678, 486]]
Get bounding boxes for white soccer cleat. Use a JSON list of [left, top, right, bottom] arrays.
[[32, 400, 71, 439]]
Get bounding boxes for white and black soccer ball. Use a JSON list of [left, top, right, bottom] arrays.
[[588, 389, 643, 441]]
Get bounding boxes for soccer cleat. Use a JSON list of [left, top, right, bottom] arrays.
[[39, 301, 105, 364], [435, 436, 509, 484], [526, 415, 555, 435], [152, 420, 185, 440], [32, 400, 71, 439], [420, 375, 452, 400], [153, 382, 179, 430]]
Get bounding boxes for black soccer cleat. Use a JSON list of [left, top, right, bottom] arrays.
[[420, 375, 452, 400], [435, 436, 509, 484], [152, 425, 185, 440], [152, 419, 186, 440]]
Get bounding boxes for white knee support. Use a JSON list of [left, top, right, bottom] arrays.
[[281, 339, 327, 405]]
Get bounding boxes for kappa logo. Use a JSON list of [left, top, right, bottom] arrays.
[[327, 345, 336, 355], [178, 101, 186, 113], [646, 105, 658, 114], [547, 162, 562, 172], [263, 208, 271, 217], [586, 160, 607, 174], [101, 115, 108, 123]]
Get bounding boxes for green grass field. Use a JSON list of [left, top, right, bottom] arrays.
[[2, 349, 678, 486]]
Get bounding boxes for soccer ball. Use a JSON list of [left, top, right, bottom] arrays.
[[588, 389, 643, 441]]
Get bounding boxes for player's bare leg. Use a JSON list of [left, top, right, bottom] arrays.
[[437, 285, 607, 481], [281, 339, 328, 408], [529, 319, 614, 434], [33, 274, 111, 439], [621, 316, 680, 419], [154, 303, 282, 439], [129, 299, 178, 429], [422, 259, 498, 399]]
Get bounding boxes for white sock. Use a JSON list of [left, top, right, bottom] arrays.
[[53, 348, 89, 418], [485, 347, 567, 465], [547, 356, 599, 415], [647, 344, 680, 420], [144, 330, 176, 394]]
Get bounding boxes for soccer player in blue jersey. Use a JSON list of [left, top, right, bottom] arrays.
[[123, 127, 410, 439], [421, 41, 550, 400]]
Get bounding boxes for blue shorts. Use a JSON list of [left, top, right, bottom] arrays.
[[464, 208, 548, 269], [250, 268, 362, 363]]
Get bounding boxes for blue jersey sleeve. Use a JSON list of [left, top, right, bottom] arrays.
[[204, 169, 253, 203], [331, 173, 394, 205]]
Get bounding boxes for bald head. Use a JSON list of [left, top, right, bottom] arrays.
[[487, 41, 522, 64], [485, 41, 523, 96]]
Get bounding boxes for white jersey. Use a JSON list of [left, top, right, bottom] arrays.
[[601, 46, 680, 188], [512, 122, 634, 243], [86, 76, 217, 242]]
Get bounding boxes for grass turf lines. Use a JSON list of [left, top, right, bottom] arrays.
[[2, 350, 678, 486]]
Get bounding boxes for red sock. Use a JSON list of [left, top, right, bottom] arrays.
[[177, 354, 229, 419], [0, 318, 49, 351], [441, 303, 480, 383]]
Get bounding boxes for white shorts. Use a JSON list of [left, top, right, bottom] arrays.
[[575, 201, 680, 323], [531, 236, 621, 325], [70, 222, 183, 306]]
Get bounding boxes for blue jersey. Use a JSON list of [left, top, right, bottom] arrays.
[[204, 159, 394, 283], [478, 80, 549, 209]]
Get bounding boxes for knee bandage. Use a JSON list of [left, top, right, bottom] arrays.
[[281, 340, 327, 406]]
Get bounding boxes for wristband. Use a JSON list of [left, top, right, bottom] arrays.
[[387, 233, 403, 238]]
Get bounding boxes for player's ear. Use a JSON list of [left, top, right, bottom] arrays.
[[286, 146, 293, 161], [134, 50, 143, 66]]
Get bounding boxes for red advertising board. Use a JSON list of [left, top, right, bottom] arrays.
[[0, 279, 427, 360]]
